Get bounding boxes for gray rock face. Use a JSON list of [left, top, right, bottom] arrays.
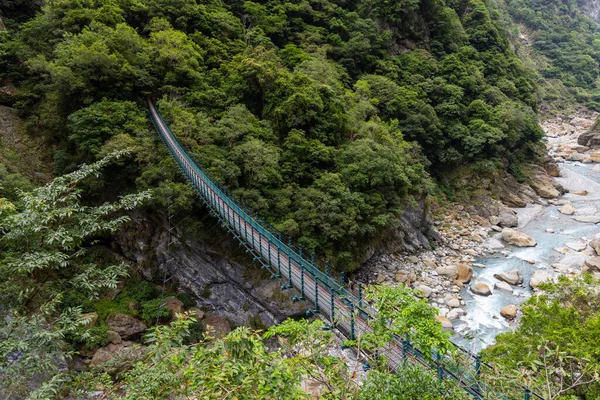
[[115, 212, 307, 328]]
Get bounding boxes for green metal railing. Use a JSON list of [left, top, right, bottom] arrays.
[[148, 99, 544, 400]]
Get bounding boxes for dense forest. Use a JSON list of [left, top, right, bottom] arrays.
[[1, 0, 600, 399], [0, 0, 546, 270]]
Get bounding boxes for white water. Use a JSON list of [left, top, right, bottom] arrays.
[[453, 162, 600, 352]]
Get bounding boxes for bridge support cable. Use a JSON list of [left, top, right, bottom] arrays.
[[148, 99, 545, 400]]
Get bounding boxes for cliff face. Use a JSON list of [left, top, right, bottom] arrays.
[[581, 0, 600, 23], [115, 211, 307, 328]]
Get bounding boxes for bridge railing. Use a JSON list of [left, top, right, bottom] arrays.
[[148, 99, 544, 400]]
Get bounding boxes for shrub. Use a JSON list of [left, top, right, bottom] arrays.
[[140, 298, 172, 323]]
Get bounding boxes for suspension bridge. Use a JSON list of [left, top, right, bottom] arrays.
[[148, 99, 543, 400]]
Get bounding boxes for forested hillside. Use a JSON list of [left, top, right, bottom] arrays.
[[0, 0, 545, 270], [504, 0, 600, 111]]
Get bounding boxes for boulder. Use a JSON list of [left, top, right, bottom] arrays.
[[201, 314, 231, 339], [456, 264, 473, 284], [107, 313, 147, 340], [528, 169, 560, 199], [570, 117, 594, 128], [422, 259, 437, 269], [415, 285, 433, 298], [90, 341, 140, 366], [584, 257, 600, 272], [435, 315, 454, 331], [188, 307, 205, 321], [494, 269, 523, 285], [577, 130, 600, 148], [573, 216, 600, 224], [81, 312, 98, 328], [489, 216, 501, 226], [545, 162, 560, 178], [435, 265, 458, 279], [573, 190, 588, 196], [530, 270, 554, 288], [394, 271, 409, 283], [559, 203, 576, 215], [446, 309, 460, 320], [498, 208, 519, 227], [446, 297, 461, 308], [501, 228, 537, 247], [494, 281, 514, 293], [470, 283, 492, 296], [566, 242, 587, 252], [502, 193, 527, 208], [163, 296, 184, 318], [500, 305, 518, 320], [591, 238, 600, 255], [106, 331, 122, 345]]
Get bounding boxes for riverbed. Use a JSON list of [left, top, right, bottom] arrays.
[[454, 161, 600, 351]]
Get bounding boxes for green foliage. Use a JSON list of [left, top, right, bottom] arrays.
[[359, 364, 469, 400], [140, 298, 173, 323], [482, 275, 600, 399], [175, 291, 196, 308], [0, 152, 150, 398]]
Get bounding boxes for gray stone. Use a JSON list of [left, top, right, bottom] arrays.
[[573, 216, 600, 223], [498, 209, 518, 228], [415, 285, 433, 298], [470, 283, 492, 296], [584, 257, 600, 272], [435, 265, 458, 279], [446, 298, 461, 308], [446, 309, 460, 320], [107, 313, 147, 340], [559, 203, 576, 215], [590, 238, 600, 255], [106, 331, 122, 345], [494, 281, 514, 293], [494, 269, 523, 285], [566, 242, 587, 252]]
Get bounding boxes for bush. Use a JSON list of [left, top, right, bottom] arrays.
[[140, 299, 172, 323], [176, 292, 196, 309], [121, 280, 158, 303], [183, 320, 204, 345]]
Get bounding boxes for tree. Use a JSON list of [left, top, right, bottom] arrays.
[[482, 275, 600, 399], [0, 150, 151, 398]]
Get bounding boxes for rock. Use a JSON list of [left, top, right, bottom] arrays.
[[573, 190, 588, 196], [435, 315, 454, 331], [456, 264, 473, 284], [528, 168, 560, 198], [494, 281, 514, 293], [81, 312, 98, 328], [106, 331, 122, 345], [500, 305, 518, 320], [415, 285, 433, 298], [566, 242, 587, 252], [570, 117, 594, 128], [577, 130, 600, 148], [551, 263, 570, 272], [502, 193, 527, 208], [501, 228, 537, 247], [447, 298, 461, 308], [498, 208, 518, 228], [107, 313, 147, 340], [408, 272, 417, 282], [494, 269, 523, 285], [163, 296, 184, 318], [530, 270, 554, 288], [546, 228, 555, 233], [489, 216, 501, 226], [422, 259, 437, 269], [90, 341, 139, 366], [470, 283, 492, 296], [559, 203, 576, 215], [376, 274, 386, 283], [394, 271, 409, 283], [435, 265, 458, 279], [584, 257, 600, 272], [591, 238, 600, 255], [201, 314, 232, 339], [545, 162, 560, 177], [446, 309, 460, 320], [188, 307, 205, 321], [408, 256, 420, 263], [453, 280, 464, 287], [573, 216, 600, 223]]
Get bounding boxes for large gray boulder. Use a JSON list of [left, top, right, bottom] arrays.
[[578, 130, 600, 148], [494, 269, 523, 285]]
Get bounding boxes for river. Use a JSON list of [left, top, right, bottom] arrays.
[[454, 161, 600, 352]]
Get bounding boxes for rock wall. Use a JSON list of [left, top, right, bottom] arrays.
[[114, 211, 306, 328], [581, 0, 600, 24]]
